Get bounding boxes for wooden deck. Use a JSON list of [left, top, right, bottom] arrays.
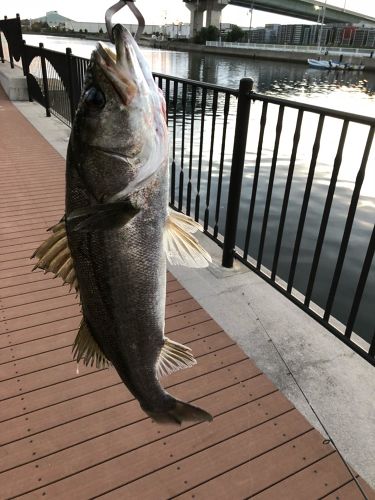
[[0, 84, 374, 499]]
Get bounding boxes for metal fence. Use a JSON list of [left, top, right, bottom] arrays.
[[1, 18, 374, 366]]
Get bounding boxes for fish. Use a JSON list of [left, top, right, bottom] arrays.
[[32, 24, 212, 425]]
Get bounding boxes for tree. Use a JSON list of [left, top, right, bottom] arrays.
[[194, 25, 220, 44], [226, 25, 244, 42], [99, 28, 103, 34]]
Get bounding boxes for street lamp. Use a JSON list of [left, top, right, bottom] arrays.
[[247, 2, 254, 43], [315, 1, 327, 52]]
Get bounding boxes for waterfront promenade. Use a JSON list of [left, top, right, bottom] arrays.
[[0, 82, 374, 498]]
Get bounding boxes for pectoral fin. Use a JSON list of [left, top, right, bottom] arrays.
[[164, 210, 212, 268], [156, 337, 196, 379], [67, 201, 139, 232]]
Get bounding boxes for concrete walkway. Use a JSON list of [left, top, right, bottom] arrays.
[[8, 82, 375, 491]]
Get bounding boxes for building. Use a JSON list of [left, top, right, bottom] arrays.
[[31, 11, 162, 35]]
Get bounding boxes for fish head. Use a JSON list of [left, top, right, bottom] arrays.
[[70, 24, 168, 202]]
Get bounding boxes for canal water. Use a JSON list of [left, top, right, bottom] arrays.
[[24, 35, 375, 346]]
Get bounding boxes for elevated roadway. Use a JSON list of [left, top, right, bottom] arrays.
[[230, 0, 375, 24], [184, 0, 375, 34]]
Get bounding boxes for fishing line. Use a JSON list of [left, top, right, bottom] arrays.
[[253, 313, 368, 499]]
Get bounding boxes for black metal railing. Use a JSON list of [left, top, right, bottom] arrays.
[[1, 19, 374, 366], [0, 14, 23, 68]]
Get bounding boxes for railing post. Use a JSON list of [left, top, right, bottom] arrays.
[[4, 16, 14, 68], [66, 47, 77, 125], [39, 43, 51, 117], [0, 31, 4, 63], [222, 77, 253, 268], [21, 40, 32, 102]]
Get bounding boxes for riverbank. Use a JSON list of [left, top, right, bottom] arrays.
[[23, 32, 375, 72], [139, 38, 375, 73]]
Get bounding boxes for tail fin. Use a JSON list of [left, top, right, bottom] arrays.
[[147, 400, 213, 425]]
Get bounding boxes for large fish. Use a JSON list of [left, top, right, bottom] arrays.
[[32, 25, 212, 424]]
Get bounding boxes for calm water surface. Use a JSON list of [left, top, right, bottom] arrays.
[[24, 35, 375, 345]]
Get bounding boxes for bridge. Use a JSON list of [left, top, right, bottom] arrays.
[[183, 0, 375, 37]]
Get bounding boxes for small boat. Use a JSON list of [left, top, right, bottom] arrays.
[[307, 59, 365, 71]]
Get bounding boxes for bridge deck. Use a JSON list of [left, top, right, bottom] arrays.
[[0, 84, 374, 499]]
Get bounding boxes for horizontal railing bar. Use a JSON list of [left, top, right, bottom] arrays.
[[25, 45, 375, 127], [250, 92, 375, 126], [25, 43, 74, 59], [153, 72, 239, 96]]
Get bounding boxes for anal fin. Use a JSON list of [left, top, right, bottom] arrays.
[[156, 337, 196, 379], [72, 318, 110, 369]]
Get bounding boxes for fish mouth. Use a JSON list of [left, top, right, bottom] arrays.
[[94, 25, 146, 104]]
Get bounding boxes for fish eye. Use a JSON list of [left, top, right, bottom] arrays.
[[83, 87, 106, 109]]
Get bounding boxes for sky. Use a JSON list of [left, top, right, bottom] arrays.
[[1, 0, 374, 27]]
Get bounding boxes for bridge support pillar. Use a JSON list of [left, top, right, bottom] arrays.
[[206, 0, 228, 29], [185, 1, 205, 38], [184, 0, 228, 37]]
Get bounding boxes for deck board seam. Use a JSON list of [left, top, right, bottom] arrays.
[[0, 328, 225, 363], [0, 390, 284, 475], [0, 351, 247, 403], [5, 391, 289, 497]]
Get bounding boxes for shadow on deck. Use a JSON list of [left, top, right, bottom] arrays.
[[0, 84, 374, 499]]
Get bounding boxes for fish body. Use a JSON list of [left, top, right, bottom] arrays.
[[34, 25, 212, 424]]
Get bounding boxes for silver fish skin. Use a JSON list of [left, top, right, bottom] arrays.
[[65, 25, 212, 425]]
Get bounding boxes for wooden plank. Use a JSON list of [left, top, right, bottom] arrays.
[[0, 346, 256, 471], [323, 479, 375, 500], [0, 334, 240, 422], [6, 390, 284, 489], [0, 352, 258, 444], [0, 278, 188, 311], [173, 432, 334, 500], [0, 314, 81, 348], [0, 304, 81, 335], [32, 408, 312, 499], [0, 238, 46, 254], [0, 207, 64, 225], [0, 329, 76, 364], [0, 285, 72, 309], [0, 331, 232, 384], [0, 230, 50, 248], [166, 280, 185, 293], [0, 277, 63, 299], [2, 360, 262, 497], [251, 453, 354, 499]]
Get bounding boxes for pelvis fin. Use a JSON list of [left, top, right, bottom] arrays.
[[164, 210, 212, 268], [156, 337, 196, 379], [31, 219, 79, 293]]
